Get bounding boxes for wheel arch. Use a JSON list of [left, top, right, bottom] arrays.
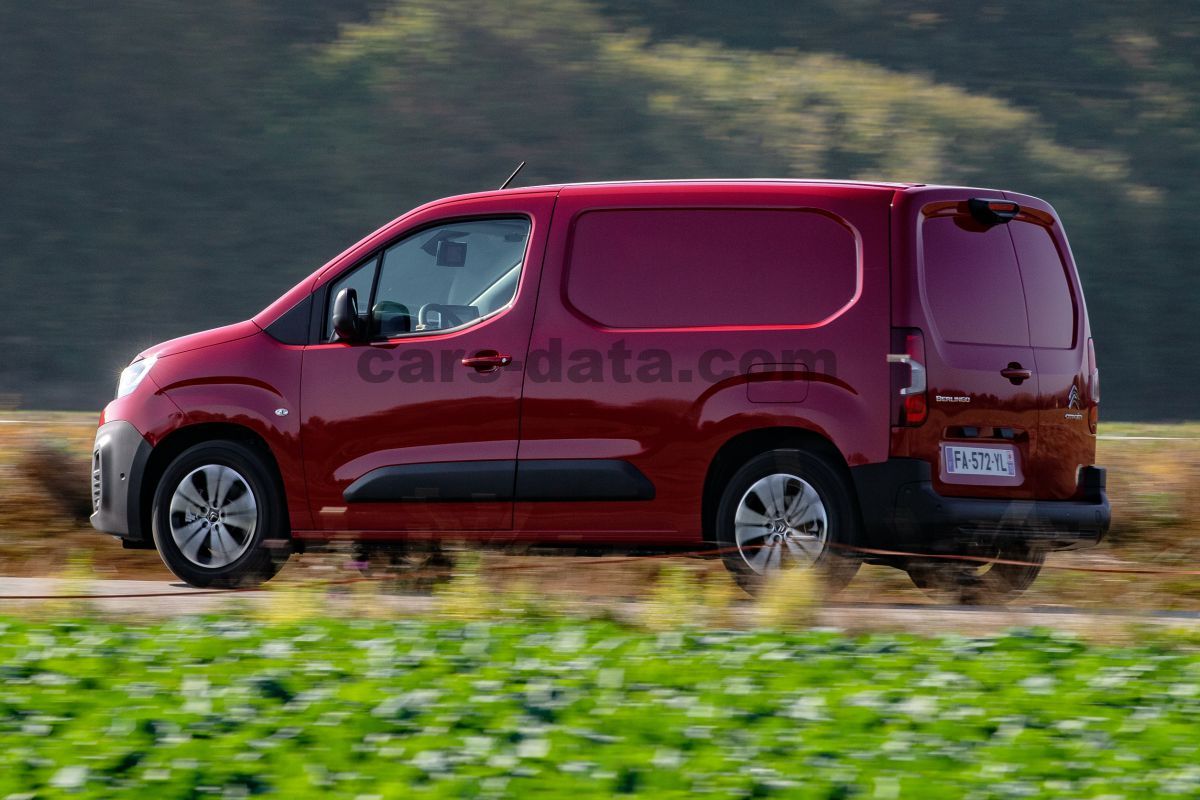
[[139, 422, 290, 545], [701, 426, 854, 546]]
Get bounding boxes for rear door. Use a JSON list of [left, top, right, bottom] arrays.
[[1005, 193, 1092, 499], [893, 190, 1039, 499]]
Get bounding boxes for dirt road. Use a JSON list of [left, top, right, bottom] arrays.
[[3, 576, 1198, 638]]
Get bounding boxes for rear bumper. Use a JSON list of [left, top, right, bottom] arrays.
[[89, 420, 153, 543], [850, 459, 1110, 551]]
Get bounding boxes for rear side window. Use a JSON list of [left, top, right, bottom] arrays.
[[565, 209, 859, 328], [921, 216, 1030, 347], [1010, 221, 1076, 349]]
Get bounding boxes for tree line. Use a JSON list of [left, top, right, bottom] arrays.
[[1, 0, 1194, 418]]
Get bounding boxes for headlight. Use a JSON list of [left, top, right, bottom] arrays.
[[116, 356, 157, 399]]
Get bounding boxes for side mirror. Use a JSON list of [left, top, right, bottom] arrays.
[[331, 287, 366, 342]]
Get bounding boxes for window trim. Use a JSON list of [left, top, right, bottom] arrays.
[[315, 214, 533, 345]]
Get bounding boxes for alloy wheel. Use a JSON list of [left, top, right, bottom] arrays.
[[733, 472, 829, 574], [168, 464, 258, 568]]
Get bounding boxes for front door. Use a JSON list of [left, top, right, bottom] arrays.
[[300, 193, 555, 533]]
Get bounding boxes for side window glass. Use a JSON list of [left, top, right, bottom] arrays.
[[921, 216, 1030, 347], [323, 256, 377, 342], [1010, 221, 1076, 349], [373, 218, 529, 336]]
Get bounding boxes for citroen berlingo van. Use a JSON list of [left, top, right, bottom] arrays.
[[91, 180, 1109, 602]]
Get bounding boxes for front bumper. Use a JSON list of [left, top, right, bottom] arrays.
[[90, 420, 153, 543], [850, 459, 1110, 552]]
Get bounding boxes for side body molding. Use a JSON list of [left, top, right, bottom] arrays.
[[343, 459, 655, 503]]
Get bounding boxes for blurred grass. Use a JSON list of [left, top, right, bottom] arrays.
[[0, 413, 161, 578], [1, 614, 1199, 798], [4, 413, 1200, 609]]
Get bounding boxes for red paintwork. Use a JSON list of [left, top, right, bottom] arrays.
[[99, 179, 1097, 545], [888, 187, 1096, 501], [300, 191, 557, 535], [512, 183, 892, 543], [139, 320, 261, 360]]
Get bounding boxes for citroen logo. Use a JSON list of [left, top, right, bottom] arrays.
[[1067, 384, 1081, 410]]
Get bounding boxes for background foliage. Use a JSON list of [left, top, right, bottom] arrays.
[[2, 0, 1195, 417]]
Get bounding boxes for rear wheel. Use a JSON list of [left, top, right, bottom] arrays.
[[151, 440, 289, 588], [716, 449, 860, 595], [905, 543, 1044, 605]]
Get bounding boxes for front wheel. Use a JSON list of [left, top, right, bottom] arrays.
[[716, 449, 860, 595], [151, 440, 289, 588]]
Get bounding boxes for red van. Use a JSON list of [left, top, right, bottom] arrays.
[[91, 180, 1109, 602]]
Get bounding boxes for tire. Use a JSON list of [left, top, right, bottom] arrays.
[[716, 449, 860, 595], [905, 543, 1044, 605], [151, 440, 289, 588]]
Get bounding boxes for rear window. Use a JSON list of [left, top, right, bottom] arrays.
[[565, 209, 859, 328], [921, 216, 1030, 347], [1010, 221, 1076, 349]]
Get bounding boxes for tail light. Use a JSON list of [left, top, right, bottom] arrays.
[[888, 328, 927, 427], [1086, 337, 1099, 433]]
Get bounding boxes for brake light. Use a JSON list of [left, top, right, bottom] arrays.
[[1087, 338, 1099, 433], [889, 328, 927, 427], [968, 197, 1020, 225]]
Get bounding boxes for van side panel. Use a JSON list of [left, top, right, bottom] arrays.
[[514, 183, 892, 544]]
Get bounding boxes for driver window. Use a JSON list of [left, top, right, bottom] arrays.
[[372, 217, 530, 336]]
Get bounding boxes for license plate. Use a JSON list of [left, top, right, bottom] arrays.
[[943, 445, 1016, 478]]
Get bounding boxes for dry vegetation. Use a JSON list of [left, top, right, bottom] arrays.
[[3, 412, 1200, 609]]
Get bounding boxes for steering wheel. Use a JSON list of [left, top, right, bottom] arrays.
[[417, 303, 466, 330]]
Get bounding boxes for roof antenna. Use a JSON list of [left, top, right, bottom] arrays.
[[499, 161, 526, 190]]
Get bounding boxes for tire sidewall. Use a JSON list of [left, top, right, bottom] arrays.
[[716, 449, 859, 591], [151, 441, 283, 588]]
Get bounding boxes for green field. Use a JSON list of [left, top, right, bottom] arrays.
[[1, 615, 1199, 798]]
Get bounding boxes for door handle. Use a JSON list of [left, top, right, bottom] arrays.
[[461, 351, 513, 372], [1000, 363, 1033, 385]]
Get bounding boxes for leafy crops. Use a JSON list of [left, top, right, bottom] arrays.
[[2, 617, 1199, 798]]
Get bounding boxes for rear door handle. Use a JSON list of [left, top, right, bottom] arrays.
[[461, 351, 513, 372], [1000, 363, 1033, 385]]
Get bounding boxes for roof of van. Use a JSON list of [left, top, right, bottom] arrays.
[[426, 178, 928, 206], [506, 178, 921, 193], [557, 178, 921, 190]]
